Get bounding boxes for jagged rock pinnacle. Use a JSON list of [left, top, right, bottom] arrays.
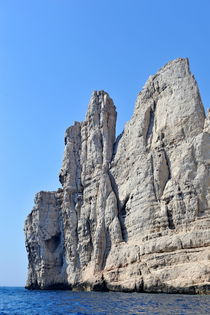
[[25, 59, 210, 293]]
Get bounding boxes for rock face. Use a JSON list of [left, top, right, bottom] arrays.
[[25, 58, 210, 293]]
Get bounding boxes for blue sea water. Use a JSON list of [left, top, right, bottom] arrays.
[[0, 287, 210, 315]]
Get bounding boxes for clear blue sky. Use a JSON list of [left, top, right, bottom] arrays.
[[0, 0, 209, 286]]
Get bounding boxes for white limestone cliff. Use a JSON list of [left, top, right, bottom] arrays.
[[25, 58, 210, 293]]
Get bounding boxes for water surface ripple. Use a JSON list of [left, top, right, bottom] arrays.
[[0, 287, 210, 314]]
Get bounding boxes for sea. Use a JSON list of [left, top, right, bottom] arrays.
[[0, 287, 210, 315]]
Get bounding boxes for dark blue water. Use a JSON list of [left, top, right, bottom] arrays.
[[0, 287, 210, 315]]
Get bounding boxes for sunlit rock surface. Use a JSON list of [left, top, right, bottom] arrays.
[[25, 58, 210, 293]]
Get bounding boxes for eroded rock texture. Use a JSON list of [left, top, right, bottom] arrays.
[[25, 58, 210, 293]]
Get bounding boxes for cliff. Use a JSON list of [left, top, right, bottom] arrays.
[[25, 58, 210, 293]]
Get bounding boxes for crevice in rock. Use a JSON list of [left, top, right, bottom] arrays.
[[102, 227, 111, 269], [157, 148, 172, 199], [45, 233, 61, 253], [146, 109, 155, 140], [150, 155, 158, 201], [166, 207, 175, 229], [119, 195, 129, 242], [163, 149, 171, 182], [146, 101, 156, 146], [112, 131, 124, 160], [59, 171, 66, 186], [107, 170, 126, 243], [107, 170, 119, 205], [100, 131, 104, 165], [87, 218, 93, 252]]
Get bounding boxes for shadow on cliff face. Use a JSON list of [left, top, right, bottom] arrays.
[[107, 167, 129, 243], [119, 195, 129, 242], [45, 233, 61, 253], [111, 130, 130, 242], [112, 130, 124, 158]]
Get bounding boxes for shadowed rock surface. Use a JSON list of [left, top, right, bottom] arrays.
[[25, 58, 210, 293]]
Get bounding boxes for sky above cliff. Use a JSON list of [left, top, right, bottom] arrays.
[[0, 0, 210, 286]]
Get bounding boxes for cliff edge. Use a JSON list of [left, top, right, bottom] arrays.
[[25, 58, 210, 293]]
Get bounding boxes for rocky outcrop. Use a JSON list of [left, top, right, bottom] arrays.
[[25, 58, 210, 293]]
